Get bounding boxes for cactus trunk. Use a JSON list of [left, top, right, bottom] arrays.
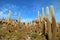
[[51, 6, 57, 40], [46, 7, 52, 40]]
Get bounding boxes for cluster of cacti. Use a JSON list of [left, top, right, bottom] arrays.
[[0, 5, 59, 40], [43, 6, 57, 40]]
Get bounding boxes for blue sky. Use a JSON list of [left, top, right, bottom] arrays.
[[0, 0, 60, 22]]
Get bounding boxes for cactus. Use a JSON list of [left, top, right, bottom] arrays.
[[37, 10, 41, 21], [42, 7, 44, 17], [50, 6, 57, 40], [44, 16, 52, 40], [41, 7, 44, 21], [7, 10, 12, 23], [46, 7, 50, 18], [43, 7, 52, 40], [18, 13, 21, 23]]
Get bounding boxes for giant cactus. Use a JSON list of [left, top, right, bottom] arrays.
[[50, 6, 57, 40], [18, 13, 21, 23], [44, 16, 52, 40], [43, 7, 52, 40], [7, 10, 12, 23]]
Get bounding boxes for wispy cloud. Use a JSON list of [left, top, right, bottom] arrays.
[[0, 4, 20, 19], [0, 11, 8, 19]]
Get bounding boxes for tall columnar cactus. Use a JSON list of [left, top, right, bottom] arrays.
[[46, 7, 50, 18], [7, 10, 12, 23], [37, 10, 40, 21], [17, 13, 21, 28], [42, 7, 44, 17], [44, 17, 52, 40], [50, 6, 57, 40], [44, 7, 52, 40], [45, 21, 47, 34], [41, 7, 44, 21], [18, 13, 20, 23]]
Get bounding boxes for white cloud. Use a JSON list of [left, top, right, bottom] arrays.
[[0, 4, 20, 19], [2, 8, 8, 12], [0, 11, 4, 16], [0, 11, 7, 19]]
